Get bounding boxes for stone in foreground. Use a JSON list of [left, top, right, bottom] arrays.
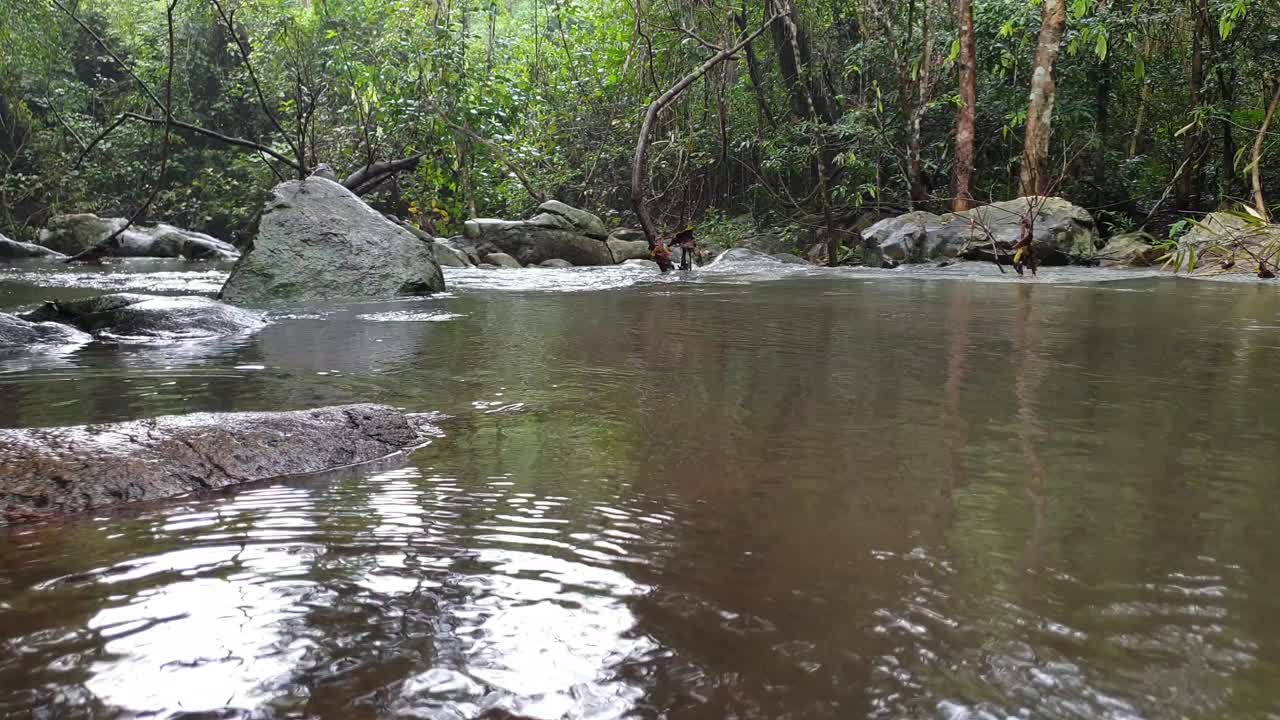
[[484, 252, 522, 268], [220, 177, 444, 304], [0, 234, 65, 259], [22, 293, 264, 339], [0, 404, 434, 525], [0, 313, 92, 348]]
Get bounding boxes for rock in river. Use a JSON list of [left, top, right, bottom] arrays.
[[22, 293, 264, 339], [464, 200, 615, 266], [219, 176, 445, 304], [862, 197, 1100, 268], [0, 234, 65, 259], [0, 404, 434, 525], [0, 313, 92, 349], [38, 214, 239, 260]]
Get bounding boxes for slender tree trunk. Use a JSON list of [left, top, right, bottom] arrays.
[[1252, 80, 1280, 223], [1018, 0, 1067, 197], [1091, 58, 1111, 206], [736, 5, 776, 129], [951, 0, 978, 211], [1129, 34, 1154, 158], [1176, 2, 1205, 210], [907, 0, 932, 207]]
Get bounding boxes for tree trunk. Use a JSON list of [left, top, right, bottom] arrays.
[[735, 5, 776, 129], [1252, 80, 1280, 223], [1091, 58, 1111, 206], [1129, 34, 1153, 159], [1018, 0, 1067, 197], [951, 0, 978, 211], [907, 0, 932, 207], [1176, 2, 1205, 210]]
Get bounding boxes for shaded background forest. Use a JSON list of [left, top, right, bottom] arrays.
[[2, 0, 1279, 249]]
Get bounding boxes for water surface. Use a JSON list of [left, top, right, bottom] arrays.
[[2, 260, 1280, 718]]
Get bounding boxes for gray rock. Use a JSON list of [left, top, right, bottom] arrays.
[[311, 163, 338, 181], [861, 197, 1100, 267], [537, 258, 573, 268], [536, 200, 608, 239], [1097, 232, 1163, 267], [607, 238, 651, 263], [608, 228, 647, 244], [22, 293, 264, 339], [527, 212, 578, 231], [38, 214, 238, 260], [220, 177, 444, 304], [861, 211, 966, 267], [433, 240, 474, 268], [708, 247, 780, 266], [38, 214, 126, 254], [477, 263, 498, 269], [0, 404, 434, 525], [772, 252, 809, 265], [0, 234, 65, 259], [465, 218, 614, 267], [484, 252, 522, 268], [0, 313, 92, 348], [623, 258, 659, 270], [959, 197, 1099, 264]]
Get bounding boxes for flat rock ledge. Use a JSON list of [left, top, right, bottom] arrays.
[[0, 404, 437, 525]]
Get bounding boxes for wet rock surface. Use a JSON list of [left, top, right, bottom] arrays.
[[0, 235, 65, 259], [862, 197, 1100, 267], [220, 177, 445, 304], [38, 214, 239, 260], [464, 201, 616, 266], [0, 404, 433, 524], [22, 293, 264, 339], [0, 313, 92, 349]]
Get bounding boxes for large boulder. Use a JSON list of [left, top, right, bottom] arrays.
[[38, 214, 238, 260], [862, 197, 1100, 267], [0, 234, 65, 259], [861, 211, 966, 267], [0, 313, 92, 349], [433, 240, 474, 268], [463, 201, 617, 266], [607, 237, 651, 262], [22, 293, 264, 339], [536, 200, 609, 239], [0, 404, 437, 524], [220, 177, 445, 303], [608, 228, 647, 244]]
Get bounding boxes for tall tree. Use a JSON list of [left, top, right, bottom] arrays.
[[1019, 0, 1068, 197], [951, 0, 978, 210]]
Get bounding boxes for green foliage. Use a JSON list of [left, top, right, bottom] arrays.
[[1, 0, 1278, 244]]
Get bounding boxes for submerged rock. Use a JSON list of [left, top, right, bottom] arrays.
[[220, 177, 445, 304], [538, 258, 573, 268], [862, 197, 1100, 267], [38, 214, 238, 260], [0, 234, 65, 259], [708, 247, 780, 266], [0, 313, 92, 349], [22, 293, 264, 339], [623, 258, 659, 270], [0, 404, 433, 524], [772, 252, 809, 265]]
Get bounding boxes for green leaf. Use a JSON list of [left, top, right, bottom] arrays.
[[1094, 32, 1107, 61], [947, 38, 960, 66]]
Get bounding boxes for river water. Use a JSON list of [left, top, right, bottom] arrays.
[[2, 258, 1280, 719]]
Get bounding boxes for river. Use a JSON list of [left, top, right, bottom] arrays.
[[2, 258, 1280, 718]]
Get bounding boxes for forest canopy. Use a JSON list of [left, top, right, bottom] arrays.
[[2, 0, 1278, 249]]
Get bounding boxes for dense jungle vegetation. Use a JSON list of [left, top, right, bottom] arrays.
[[1, 0, 1278, 252]]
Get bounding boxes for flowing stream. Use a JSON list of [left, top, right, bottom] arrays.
[[2, 258, 1280, 718]]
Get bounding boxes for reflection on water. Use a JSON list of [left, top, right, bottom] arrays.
[[3, 263, 1280, 718]]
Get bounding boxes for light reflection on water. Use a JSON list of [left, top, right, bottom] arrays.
[[3, 260, 1280, 718]]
